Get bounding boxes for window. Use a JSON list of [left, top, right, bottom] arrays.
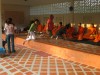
[[30, 0, 100, 15]]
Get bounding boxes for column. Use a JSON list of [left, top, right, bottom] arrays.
[[0, 0, 2, 47]]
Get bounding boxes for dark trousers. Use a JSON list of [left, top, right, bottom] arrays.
[[48, 30, 52, 36], [6, 34, 15, 53]]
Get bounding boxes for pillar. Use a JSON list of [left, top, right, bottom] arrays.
[[0, 0, 2, 47]]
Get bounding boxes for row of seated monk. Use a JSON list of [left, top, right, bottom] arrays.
[[35, 22, 100, 42]]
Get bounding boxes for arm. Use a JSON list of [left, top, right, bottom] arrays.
[[4, 23, 8, 31], [28, 23, 34, 32]]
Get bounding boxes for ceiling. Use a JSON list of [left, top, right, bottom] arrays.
[[2, 0, 79, 6]]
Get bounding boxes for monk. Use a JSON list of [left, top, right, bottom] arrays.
[[37, 23, 43, 33], [52, 26, 58, 37], [66, 24, 75, 39], [52, 23, 69, 40], [42, 24, 48, 34], [51, 22, 63, 38], [39, 24, 49, 37], [77, 23, 85, 40], [94, 30, 100, 42], [56, 22, 63, 31], [47, 15, 54, 36], [83, 23, 97, 40]]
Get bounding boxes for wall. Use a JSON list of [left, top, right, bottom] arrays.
[[2, 4, 30, 28], [30, 13, 100, 25], [29, 13, 100, 32]]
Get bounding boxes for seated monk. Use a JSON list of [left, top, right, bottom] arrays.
[[39, 24, 48, 37], [52, 26, 58, 36], [94, 30, 100, 42], [83, 23, 97, 40], [54, 23, 70, 40], [66, 24, 75, 39], [51, 22, 63, 38], [77, 23, 85, 40], [37, 23, 43, 33], [62, 23, 71, 39], [42, 24, 48, 34], [56, 22, 63, 31]]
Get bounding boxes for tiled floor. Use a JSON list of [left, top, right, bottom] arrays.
[[35, 38, 100, 55], [0, 45, 100, 75], [18, 33, 100, 55], [1, 33, 100, 75]]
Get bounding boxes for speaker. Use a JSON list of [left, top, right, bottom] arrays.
[[69, 6, 74, 11]]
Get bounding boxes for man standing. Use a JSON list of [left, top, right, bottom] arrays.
[[47, 15, 54, 37]]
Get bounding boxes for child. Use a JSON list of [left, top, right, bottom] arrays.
[[23, 19, 38, 45], [0, 40, 6, 57], [2, 39, 6, 49], [23, 31, 35, 45]]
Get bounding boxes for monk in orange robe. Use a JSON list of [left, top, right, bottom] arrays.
[[66, 25, 74, 39], [51, 22, 63, 38], [83, 23, 97, 40], [77, 23, 85, 40], [42, 24, 48, 34], [52, 26, 57, 36], [38, 24, 48, 37], [47, 15, 54, 36], [57, 22, 63, 31], [37, 24, 43, 33], [94, 30, 100, 42]]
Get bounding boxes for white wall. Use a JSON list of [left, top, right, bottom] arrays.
[[30, 13, 100, 25], [2, 4, 30, 28]]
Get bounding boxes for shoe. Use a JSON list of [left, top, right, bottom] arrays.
[[0, 54, 5, 58], [56, 36, 58, 40], [51, 36, 53, 39], [40, 32, 42, 34]]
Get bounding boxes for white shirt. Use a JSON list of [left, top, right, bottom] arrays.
[[4, 23, 14, 35]]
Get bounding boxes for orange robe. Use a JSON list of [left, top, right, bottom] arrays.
[[52, 26, 62, 36], [42, 24, 48, 33], [37, 24, 43, 32], [52, 26, 57, 36], [66, 27, 74, 39], [57, 25, 62, 31], [77, 26, 84, 40], [47, 19, 54, 31], [83, 27, 97, 40], [94, 34, 100, 42]]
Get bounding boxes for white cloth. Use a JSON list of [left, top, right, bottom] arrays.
[[4, 23, 14, 35], [26, 31, 36, 41]]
